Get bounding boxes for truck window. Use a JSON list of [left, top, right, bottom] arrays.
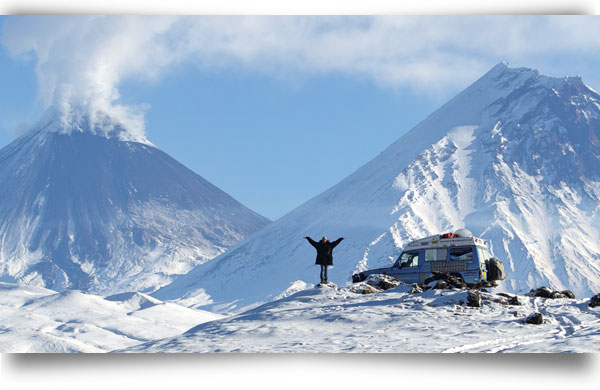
[[394, 251, 420, 268], [449, 247, 474, 261], [425, 248, 447, 261]]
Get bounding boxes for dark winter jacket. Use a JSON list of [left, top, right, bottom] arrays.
[[305, 237, 344, 266]]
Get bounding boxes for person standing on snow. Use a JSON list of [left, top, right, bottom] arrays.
[[304, 236, 344, 284]]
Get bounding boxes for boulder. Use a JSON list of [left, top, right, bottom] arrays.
[[561, 290, 576, 299], [496, 293, 521, 305], [350, 283, 381, 295], [525, 312, 544, 325], [434, 281, 449, 290], [365, 274, 401, 291], [410, 283, 428, 294], [446, 275, 467, 289], [424, 272, 467, 289], [530, 286, 554, 298], [423, 272, 447, 284], [529, 286, 575, 299], [478, 281, 494, 288], [589, 293, 600, 308], [467, 291, 482, 307]]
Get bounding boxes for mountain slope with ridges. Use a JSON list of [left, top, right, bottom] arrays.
[[154, 63, 600, 313], [0, 112, 270, 294]]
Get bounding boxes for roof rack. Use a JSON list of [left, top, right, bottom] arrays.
[[405, 231, 487, 251]]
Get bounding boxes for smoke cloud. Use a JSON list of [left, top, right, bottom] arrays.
[[2, 15, 600, 139]]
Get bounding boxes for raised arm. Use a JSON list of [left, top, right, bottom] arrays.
[[305, 236, 318, 248], [331, 237, 344, 249]]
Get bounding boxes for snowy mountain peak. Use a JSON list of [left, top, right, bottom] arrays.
[[30, 105, 151, 145], [0, 113, 270, 294], [155, 63, 600, 312], [478, 62, 594, 100], [484, 61, 537, 78], [476, 61, 538, 89]]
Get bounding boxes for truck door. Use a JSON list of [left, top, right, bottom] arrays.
[[391, 250, 421, 283], [476, 247, 491, 282]]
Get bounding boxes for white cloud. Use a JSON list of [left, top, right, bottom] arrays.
[[3, 15, 600, 138]]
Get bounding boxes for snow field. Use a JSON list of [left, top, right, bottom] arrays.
[[0, 282, 222, 353], [123, 284, 600, 353]]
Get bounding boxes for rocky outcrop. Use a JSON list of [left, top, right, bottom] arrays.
[[528, 287, 575, 299]]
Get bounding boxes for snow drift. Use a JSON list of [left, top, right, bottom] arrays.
[[0, 282, 222, 352]]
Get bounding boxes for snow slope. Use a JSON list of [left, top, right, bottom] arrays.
[[154, 63, 600, 312], [0, 108, 270, 294], [125, 283, 600, 353], [0, 282, 222, 352]]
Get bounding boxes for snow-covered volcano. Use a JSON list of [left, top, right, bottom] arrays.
[[154, 62, 600, 312], [0, 109, 270, 294]]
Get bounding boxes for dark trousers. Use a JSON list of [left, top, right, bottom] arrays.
[[320, 265, 328, 283]]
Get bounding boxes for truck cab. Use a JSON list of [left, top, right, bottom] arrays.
[[352, 229, 505, 285]]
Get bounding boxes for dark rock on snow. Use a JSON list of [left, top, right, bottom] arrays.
[[531, 286, 554, 298], [434, 281, 449, 290], [365, 274, 401, 290], [350, 283, 381, 295], [497, 292, 522, 306], [410, 283, 428, 294], [467, 291, 482, 307], [590, 293, 600, 308], [525, 312, 544, 325], [528, 287, 575, 299], [424, 272, 467, 289]]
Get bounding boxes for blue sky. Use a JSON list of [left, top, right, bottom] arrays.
[[2, 15, 600, 219], [121, 65, 435, 220]]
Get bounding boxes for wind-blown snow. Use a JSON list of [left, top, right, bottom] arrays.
[[154, 62, 600, 312]]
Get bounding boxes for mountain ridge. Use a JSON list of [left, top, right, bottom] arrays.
[[154, 62, 600, 313]]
